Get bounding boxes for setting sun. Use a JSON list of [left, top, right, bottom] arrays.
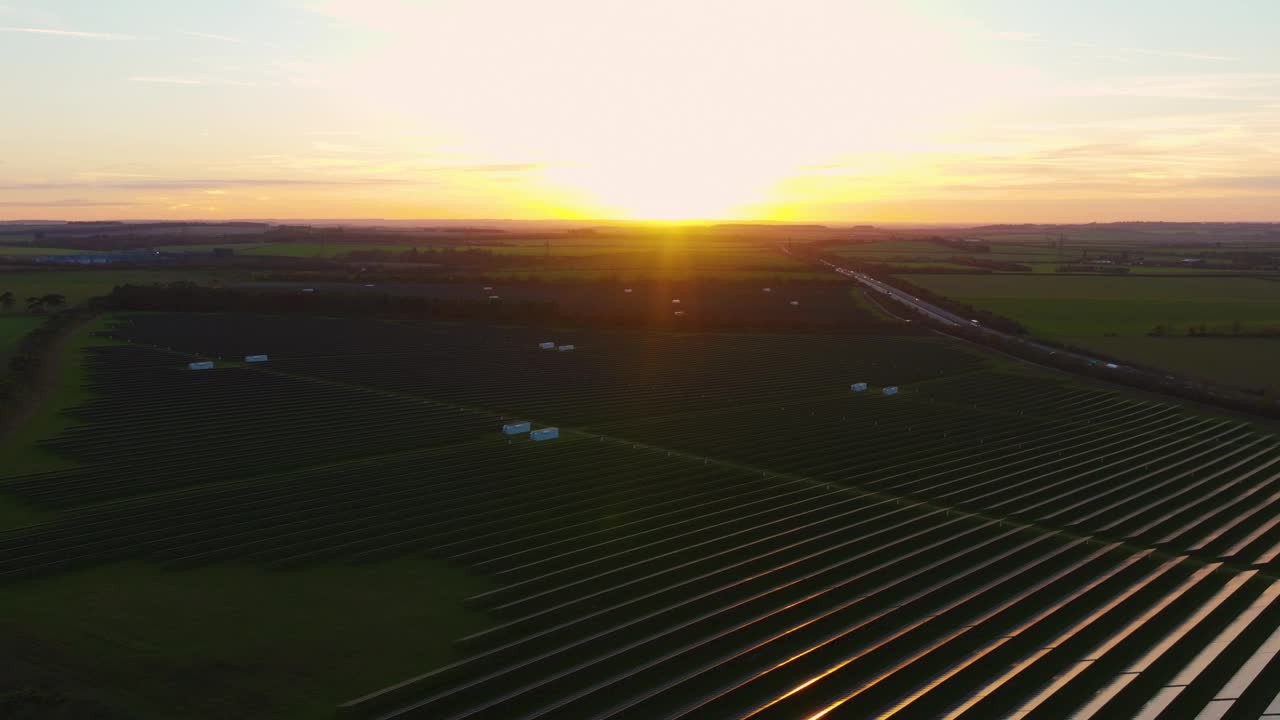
[[1, 0, 1277, 221]]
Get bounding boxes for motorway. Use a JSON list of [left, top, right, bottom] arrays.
[[817, 258, 1127, 372]]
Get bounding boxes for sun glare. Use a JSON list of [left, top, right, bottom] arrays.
[[322, 0, 987, 222], [546, 157, 783, 221]]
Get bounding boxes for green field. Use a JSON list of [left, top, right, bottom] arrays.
[[0, 317, 497, 718], [0, 245, 88, 256], [0, 559, 491, 720], [1081, 336, 1280, 389], [0, 315, 43, 364], [0, 269, 237, 308], [908, 274, 1280, 388], [476, 268, 833, 281], [909, 274, 1280, 336], [0, 315, 125, 530]]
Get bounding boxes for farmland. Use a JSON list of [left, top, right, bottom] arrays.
[[0, 315, 42, 364], [1081, 336, 1280, 390], [906, 274, 1280, 388], [0, 268, 235, 308], [829, 228, 1280, 276], [2, 311, 1280, 718]]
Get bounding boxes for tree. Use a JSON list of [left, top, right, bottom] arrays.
[[40, 293, 66, 310], [0, 291, 13, 312], [25, 297, 44, 313]]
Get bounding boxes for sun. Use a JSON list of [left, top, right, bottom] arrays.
[[544, 154, 787, 222]]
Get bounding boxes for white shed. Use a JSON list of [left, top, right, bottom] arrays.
[[531, 427, 560, 441], [882, 386, 899, 395], [851, 382, 868, 392], [488, 295, 501, 300], [502, 421, 531, 435], [558, 344, 575, 352], [624, 288, 633, 293], [671, 299, 681, 304], [674, 311, 686, 316], [244, 354, 269, 363], [188, 361, 214, 371], [482, 286, 494, 291], [789, 300, 800, 306], [762, 287, 772, 292], [539, 341, 555, 350], [1105, 363, 1119, 369]]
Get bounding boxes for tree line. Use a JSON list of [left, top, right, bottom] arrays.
[[0, 291, 67, 313]]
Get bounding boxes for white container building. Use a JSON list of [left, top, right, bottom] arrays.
[[762, 287, 772, 292], [558, 344, 575, 352], [531, 427, 560, 441], [789, 300, 800, 306], [882, 386, 899, 395], [624, 288, 633, 293], [851, 382, 867, 392], [539, 341, 555, 350], [188, 361, 214, 370], [671, 299, 681, 304], [502, 421, 531, 435], [244, 354, 269, 363]]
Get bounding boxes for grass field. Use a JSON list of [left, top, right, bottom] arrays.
[[0, 317, 498, 718], [0, 269, 236, 308], [0, 314, 43, 364], [909, 274, 1280, 336], [909, 274, 1280, 388], [473, 268, 832, 281], [0, 245, 88, 256], [1080, 336, 1280, 389], [0, 559, 492, 720], [0, 315, 124, 530]]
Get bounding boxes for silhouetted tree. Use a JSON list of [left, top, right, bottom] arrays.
[[0, 291, 13, 312], [40, 293, 66, 310], [25, 296, 43, 313]]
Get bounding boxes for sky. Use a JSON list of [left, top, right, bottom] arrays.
[[1, 0, 1278, 223]]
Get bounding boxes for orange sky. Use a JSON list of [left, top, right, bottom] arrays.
[[2, 0, 1278, 222]]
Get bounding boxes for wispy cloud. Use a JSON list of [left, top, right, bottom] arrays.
[[129, 75, 257, 87], [0, 25, 132, 39], [966, 22, 1237, 64], [1117, 46, 1239, 63], [435, 162, 548, 173], [0, 178, 411, 191], [1060, 72, 1280, 101], [181, 30, 242, 43], [0, 198, 140, 207], [129, 76, 206, 86], [987, 30, 1041, 43]]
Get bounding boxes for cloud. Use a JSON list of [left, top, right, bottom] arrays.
[[987, 30, 1041, 43], [129, 75, 258, 87], [1198, 175, 1280, 191], [428, 162, 548, 173], [181, 30, 242, 43], [1117, 46, 1239, 63], [0, 178, 412, 191], [0, 25, 132, 39], [129, 76, 206, 86], [0, 198, 141, 207], [1058, 72, 1280, 101]]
